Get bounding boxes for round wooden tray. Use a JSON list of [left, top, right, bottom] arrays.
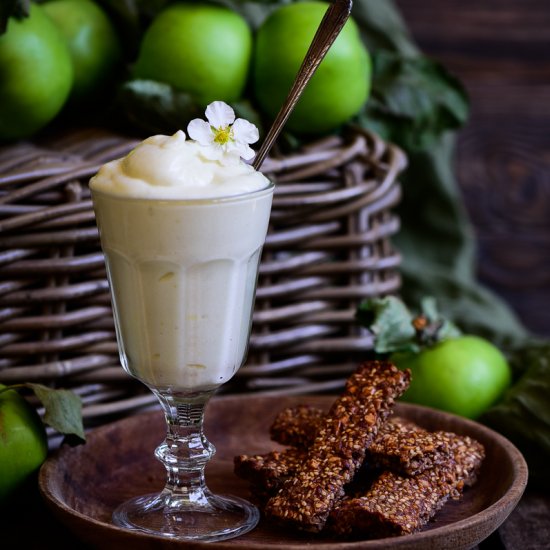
[[39, 395, 528, 549]]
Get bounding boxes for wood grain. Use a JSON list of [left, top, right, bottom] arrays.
[[395, 0, 550, 336]]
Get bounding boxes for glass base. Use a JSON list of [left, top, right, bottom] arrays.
[[112, 491, 259, 542]]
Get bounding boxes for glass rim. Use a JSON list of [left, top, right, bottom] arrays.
[[89, 180, 275, 206]]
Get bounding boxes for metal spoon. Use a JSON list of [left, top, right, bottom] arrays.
[[252, 0, 353, 171]]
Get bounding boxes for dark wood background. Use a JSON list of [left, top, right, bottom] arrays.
[[395, 0, 550, 338]]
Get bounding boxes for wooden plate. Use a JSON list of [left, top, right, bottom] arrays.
[[39, 395, 528, 549]]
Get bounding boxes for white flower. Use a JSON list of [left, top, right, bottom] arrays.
[[187, 101, 259, 162]]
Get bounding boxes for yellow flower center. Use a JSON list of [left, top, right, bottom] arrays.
[[212, 126, 233, 145]]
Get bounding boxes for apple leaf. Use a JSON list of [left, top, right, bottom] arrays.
[[357, 50, 469, 152], [357, 295, 462, 354], [25, 383, 85, 441], [357, 296, 417, 354], [116, 79, 264, 139], [116, 79, 203, 135], [482, 342, 550, 489]]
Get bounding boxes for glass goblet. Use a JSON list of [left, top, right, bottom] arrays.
[[91, 182, 274, 541]]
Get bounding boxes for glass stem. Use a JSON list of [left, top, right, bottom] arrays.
[[153, 389, 216, 508]]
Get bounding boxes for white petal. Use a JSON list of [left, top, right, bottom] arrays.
[[187, 119, 213, 146], [205, 101, 235, 128], [239, 144, 256, 160], [226, 141, 256, 161], [232, 118, 259, 145]]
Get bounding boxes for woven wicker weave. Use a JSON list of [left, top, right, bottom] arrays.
[[0, 126, 406, 424]]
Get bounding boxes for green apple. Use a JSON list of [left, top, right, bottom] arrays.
[[133, 3, 253, 106], [392, 335, 512, 419], [0, 3, 73, 141], [43, 0, 122, 102], [0, 385, 48, 501], [253, 1, 371, 135]]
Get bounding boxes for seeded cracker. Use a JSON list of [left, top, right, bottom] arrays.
[[270, 405, 453, 476], [237, 420, 453, 496], [264, 361, 411, 532], [234, 447, 307, 493], [367, 420, 454, 477], [270, 404, 324, 448], [328, 433, 485, 538]]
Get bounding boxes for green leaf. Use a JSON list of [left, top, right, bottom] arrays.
[[357, 296, 463, 354], [357, 296, 417, 354], [117, 79, 265, 139], [358, 51, 469, 151], [482, 343, 550, 488], [25, 383, 85, 441], [116, 79, 203, 135], [352, 0, 419, 57]]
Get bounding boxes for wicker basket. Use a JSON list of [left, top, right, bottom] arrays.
[[0, 126, 406, 425]]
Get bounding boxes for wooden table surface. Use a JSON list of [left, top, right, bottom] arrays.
[[395, 0, 550, 338]]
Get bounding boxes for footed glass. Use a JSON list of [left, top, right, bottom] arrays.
[[91, 183, 274, 541]]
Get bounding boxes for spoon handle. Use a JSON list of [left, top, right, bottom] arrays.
[[252, 0, 353, 171]]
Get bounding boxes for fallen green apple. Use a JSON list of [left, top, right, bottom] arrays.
[[392, 335, 512, 419], [0, 385, 48, 501]]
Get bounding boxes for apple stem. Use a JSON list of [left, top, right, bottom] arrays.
[[413, 315, 445, 347]]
